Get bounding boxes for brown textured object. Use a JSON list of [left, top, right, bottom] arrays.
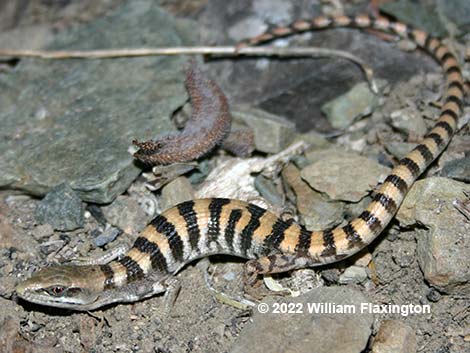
[[133, 59, 231, 165]]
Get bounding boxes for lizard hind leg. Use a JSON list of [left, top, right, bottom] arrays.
[[244, 254, 313, 286]]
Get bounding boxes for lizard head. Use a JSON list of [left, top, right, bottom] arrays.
[[16, 265, 104, 310]]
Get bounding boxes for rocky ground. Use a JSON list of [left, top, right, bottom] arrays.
[[0, 0, 469, 352]]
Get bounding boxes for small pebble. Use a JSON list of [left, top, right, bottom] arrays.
[[339, 265, 368, 284], [426, 288, 441, 302], [31, 224, 54, 240], [35, 183, 84, 231], [93, 226, 122, 247]]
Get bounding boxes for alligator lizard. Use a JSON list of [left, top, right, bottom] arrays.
[[16, 14, 465, 310]]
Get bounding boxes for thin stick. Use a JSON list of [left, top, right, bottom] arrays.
[[0, 46, 376, 92]]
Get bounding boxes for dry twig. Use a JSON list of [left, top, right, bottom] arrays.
[[0, 46, 377, 91]]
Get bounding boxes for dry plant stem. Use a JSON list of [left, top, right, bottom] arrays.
[[0, 46, 376, 91]]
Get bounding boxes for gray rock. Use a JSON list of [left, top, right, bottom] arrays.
[[384, 141, 416, 159], [321, 82, 379, 130], [227, 16, 268, 42], [390, 108, 428, 139], [232, 106, 296, 154], [437, 0, 470, 36], [380, 0, 448, 37], [282, 163, 344, 231], [101, 195, 150, 235], [160, 176, 195, 210], [231, 287, 373, 353], [426, 288, 441, 303], [396, 177, 470, 293], [0, 25, 54, 50], [93, 226, 122, 248], [372, 320, 417, 353], [339, 266, 368, 284], [0, 1, 197, 203], [254, 175, 283, 207], [441, 157, 470, 183], [35, 183, 84, 231], [302, 148, 390, 202], [252, 0, 293, 24]]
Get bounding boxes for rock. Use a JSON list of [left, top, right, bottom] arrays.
[[102, 195, 150, 235], [321, 82, 379, 130], [0, 314, 61, 353], [339, 265, 368, 284], [302, 148, 390, 202], [231, 287, 373, 353], [372, 320, 417, 353], [160, 176, 195, 210], [31, 224, 54, 240], [436, 0, 470, 36], [384, 141, 416, 159], [294, 132, 331, 151], [391, 240, 416, 268], [396, 177, 470, 293], [232, 105, 296, 154], [440, 157, 470, 183], [254, 175, 283, 207], [228, 16, 268, 42], [282, 163, 344, 231], [252, 0, 293, 24], [35, 183, 84, 231], [353, 251, 373, 267], [0, 25, 54, 51], [93, 226, 122, 248], [390, 108, 428, 139], [380, 0, 448, 37], [143, 163, 198, 191], [0, 1, 197, 203], [426, 288, 441, 303]]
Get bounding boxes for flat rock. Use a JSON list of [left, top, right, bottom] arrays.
[[437, 0, 470, 36], [231, 287, 373, 353], [390, 108, 428, 139], [232, 105, 296, 154], [35, 183, 84, 231], [396, 177, 470, 293], [384, 141, 416, 159], [440, 157, 470, 183], [282, 163, 344, 231], [302, 148, 390, 202], [0, 0, 197, 203], [372, 320, 417, 353], [101, 195, 150, 235], [160, 176, 195, 210], [339, 265, 368, 284], [322, 82, 379, 130]]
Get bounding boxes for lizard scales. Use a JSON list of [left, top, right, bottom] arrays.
[[16, 14, 465, 310]]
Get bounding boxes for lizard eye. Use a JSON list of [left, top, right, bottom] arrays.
[[47, 286, 66, 297]]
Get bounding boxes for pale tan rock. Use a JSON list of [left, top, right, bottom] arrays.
[[372, 320, 417, 353]]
